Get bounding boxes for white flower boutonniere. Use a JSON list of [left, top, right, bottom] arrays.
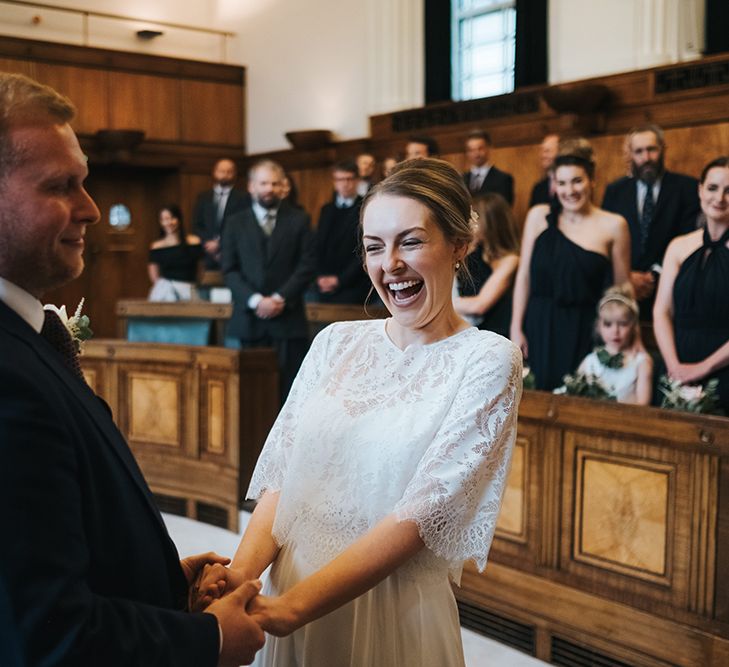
[[44, 298, 93, 353]]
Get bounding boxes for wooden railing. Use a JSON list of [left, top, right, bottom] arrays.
[[80, 340, 279, 532], [458, 390, 729, 666]]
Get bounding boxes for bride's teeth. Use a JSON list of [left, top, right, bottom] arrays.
[[389, 280, 420, 291]]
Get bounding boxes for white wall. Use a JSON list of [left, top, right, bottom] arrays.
[[548, 0, 705, 84]]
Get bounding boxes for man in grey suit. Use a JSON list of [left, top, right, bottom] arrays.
[[222, 159, 316, 401]]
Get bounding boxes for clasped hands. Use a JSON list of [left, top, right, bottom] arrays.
[[256, 295, 285, 319], [186, 555, 297, 638]]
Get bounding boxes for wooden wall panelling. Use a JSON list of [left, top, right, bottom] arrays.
[[33, 62, 110, 134], [180, 79, 244, 147], [81, 341, 243, 531], [109, 71, 181, 141], [289, 166, 336, 225], [237, 349, 279, 498], [0, 56, 32, 76]]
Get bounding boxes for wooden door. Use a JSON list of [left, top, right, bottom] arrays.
[[45, 166, 179, 338]]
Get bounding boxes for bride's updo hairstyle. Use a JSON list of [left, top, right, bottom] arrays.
[[360, 157, 474, 279]]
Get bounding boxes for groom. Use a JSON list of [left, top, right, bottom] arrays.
[[0, 74, 264, 665]]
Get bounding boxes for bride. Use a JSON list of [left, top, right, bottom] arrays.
[[203, 158, 522, 666]]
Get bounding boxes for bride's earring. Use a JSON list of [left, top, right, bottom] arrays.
[[455, 261, 461, 272]]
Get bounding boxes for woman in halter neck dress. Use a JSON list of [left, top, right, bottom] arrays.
[[654, 156, 729, 411]]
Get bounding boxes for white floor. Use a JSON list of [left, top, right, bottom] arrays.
[[164, 511, 547, 667]]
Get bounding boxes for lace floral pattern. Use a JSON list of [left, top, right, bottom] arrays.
[[247, 320, 522, 584]]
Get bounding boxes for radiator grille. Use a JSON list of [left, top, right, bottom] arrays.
[[552, 636, 637, 667], [196, 501, 229, 529], [154, 493, 186, 517], [457, 600, 536, 655]]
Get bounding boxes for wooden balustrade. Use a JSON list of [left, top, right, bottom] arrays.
[[458, 390, 729, 666], [80, 340, 279, 532]]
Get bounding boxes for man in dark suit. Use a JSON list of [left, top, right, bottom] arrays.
[[463, 130, 514, 205], [602, 124, 700, 317], [0, 73, 264, 667], [528, 133, 559, 207], [192, 158, 250, 270], [313, 160, 369, 304], [222, 159, 316, 401]]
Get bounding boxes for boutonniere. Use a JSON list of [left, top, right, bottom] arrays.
[[44, 298, 93, 353], [596, 346, 624, 369]]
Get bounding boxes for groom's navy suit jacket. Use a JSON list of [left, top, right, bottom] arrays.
[[0, 300, 219, 666]]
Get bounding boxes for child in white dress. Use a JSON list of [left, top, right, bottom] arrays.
[[576, 285, 653, 404]]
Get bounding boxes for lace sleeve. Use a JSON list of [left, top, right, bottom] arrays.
[[393, 339, 522, 581], [245, 324, 333, 500]]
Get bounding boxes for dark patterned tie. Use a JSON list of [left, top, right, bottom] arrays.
[[41, 309, 85, 382], [640, 184, 655, 252]]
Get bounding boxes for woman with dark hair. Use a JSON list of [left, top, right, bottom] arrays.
[[199, 159, 522, 666], [148, 204, 203, 301], [654, 156, 729, 410], [454, 192, 519, 337], [510, 140, 631, 390]]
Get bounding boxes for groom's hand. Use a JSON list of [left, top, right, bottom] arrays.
[[207, 579, 266, 666], [180, 552, 230, 611]]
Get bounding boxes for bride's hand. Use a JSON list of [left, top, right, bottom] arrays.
[[247, 594, 298, 637], [190, 563, 250, 612]]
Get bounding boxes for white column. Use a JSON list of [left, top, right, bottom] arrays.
[[366, 0, 424, 116], [635, 0, 704, 67]]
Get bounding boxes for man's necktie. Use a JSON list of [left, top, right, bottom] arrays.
[[640, 184, 655, 252], [262, 212, 275, 237], [470, 172, 483, 193], [41, 309, 85, 382], [215, 192, 226, 228]]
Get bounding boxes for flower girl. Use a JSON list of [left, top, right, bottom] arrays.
[[575, 285, 653, 404]]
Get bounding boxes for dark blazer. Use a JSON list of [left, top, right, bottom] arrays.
[[192, 188, 251, 269], [0, 300, 218, 667], [463, 165, 515, 205], [601, 171, 700, 271], [529, 176, 553, 208], [222, 202, 316, 340], [315, 198, 370, 304]]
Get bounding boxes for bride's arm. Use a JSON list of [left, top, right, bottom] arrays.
[[231, 490, 282, 580], [247, 515, 424, 636]]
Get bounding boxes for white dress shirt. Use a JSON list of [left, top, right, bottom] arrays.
[[0, 277, 44, 333]]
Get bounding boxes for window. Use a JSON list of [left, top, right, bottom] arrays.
[[452, 0, 516, 101]]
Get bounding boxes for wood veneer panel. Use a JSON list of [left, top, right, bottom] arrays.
[[33, 62, 109, 134], [180, 80, 243, 147], [109, 71, 180, 141]]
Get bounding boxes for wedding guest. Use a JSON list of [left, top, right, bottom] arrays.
[[148, 204, 203, 301], [653, 156, 729, 411], [201, 158, 522, 667], [454, 193, 519, 338], [192, 158, 250, 270], [0, 72, 264, 667], [356, 152, 377, 196], [382, 155, 399, 178], [405, 135, 439, 159], [529, 133, 559, 207], [510, 139, 631, 391], [574, 285, 653, 404], [462, 130, 514, 205]]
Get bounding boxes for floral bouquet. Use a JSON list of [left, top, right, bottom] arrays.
[[522, 366, 536, 390], [553, 372, 615, 401], [658, 375, 722, 415], [43, 298, 93, 354]]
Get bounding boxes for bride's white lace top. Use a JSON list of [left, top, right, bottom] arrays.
[[248, 319, 522, 583]]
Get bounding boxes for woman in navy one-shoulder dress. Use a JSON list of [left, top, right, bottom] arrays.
[[654, 156, 729, 411], [510, 141, 631, 390]]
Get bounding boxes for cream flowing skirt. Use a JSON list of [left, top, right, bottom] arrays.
[[252, 543, 466, 667]]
